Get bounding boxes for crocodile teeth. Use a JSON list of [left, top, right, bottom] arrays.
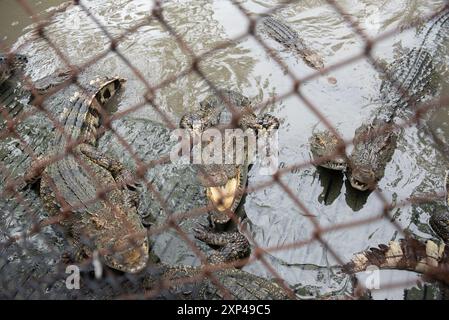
[[206, 177, 238, 212], [350, 177, 369, 191]]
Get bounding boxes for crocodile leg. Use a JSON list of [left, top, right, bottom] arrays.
[[77, 143, 139, 190], [77, 143, 141, 210], [15, 155, 53, 190], [194, 224, 251, 264]]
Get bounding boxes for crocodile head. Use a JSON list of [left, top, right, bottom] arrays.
[[309, 130, 347, 171], [347, 119, 397, 192], [0, 53, 27, 85], [179, 111, 211, 139], [102, 232, 149, 274], [84, 189, 148, 273], [347, 165, 376, 191]]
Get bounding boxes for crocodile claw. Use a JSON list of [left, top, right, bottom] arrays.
[[193, 223, 213, 242]]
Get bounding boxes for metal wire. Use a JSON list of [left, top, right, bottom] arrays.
[[0, 0, 448, 300]]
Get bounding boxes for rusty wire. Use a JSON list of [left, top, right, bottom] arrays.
[[0, 0, 449, 300]]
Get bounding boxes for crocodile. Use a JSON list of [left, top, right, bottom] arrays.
[[179, 90, 279, 228], [343, 238, 449, 286], [0, 113, 358, 300], [60, 244, 294, 300], [141, 263, 292, 300], [0, 52, 71, 123], [429, 171, 449, 244], [347, 48, 435, 191], [347, 8, 449, 191], [0, 53, 28, 86], [17, 76, 150, 273], [139, 223, 291, 300], [259, 16, 324, 70], [309, 130, 347, 171]]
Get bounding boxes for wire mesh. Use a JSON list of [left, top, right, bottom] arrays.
[[0, 0, 449, 300]]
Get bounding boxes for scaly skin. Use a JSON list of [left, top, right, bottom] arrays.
[[343, 238, 449, 286], [348, 118, 397, 191], [142, 263, 292, 300], [180, 90, 279, 228], [0, 54, 71, 124], [142, 221, 289, 300], [194, 223, 251, 264], [347, 48, 435, 191], [21, 76, 149, 273], [347, 9, 449, 191], [260, 16, 324, 70], [309, 130, 347, 171], [0, 53, 27, 86], [429, 171, 449, 243]]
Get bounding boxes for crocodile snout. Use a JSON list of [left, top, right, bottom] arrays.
[[104, 236, 149, 274]]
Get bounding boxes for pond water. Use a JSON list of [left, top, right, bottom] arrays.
[[3, 0, 449, 299]]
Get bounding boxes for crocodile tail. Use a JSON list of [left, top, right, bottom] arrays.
[[343, 238, 448, 276]]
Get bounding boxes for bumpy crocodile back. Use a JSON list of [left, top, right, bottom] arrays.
[[419, 7, 449, 53], [379, 48, 434, 116], [261, 16, 302, 48], [200, 89, 252, 127], [377, 8, 449, 120], [344, 238, 449, 284], [143, 264, 292, 300]]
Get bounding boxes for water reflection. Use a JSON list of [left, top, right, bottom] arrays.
[[315, 167, 344, 206], [344, 179, 372, 212]]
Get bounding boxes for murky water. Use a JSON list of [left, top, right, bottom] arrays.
[[3, 0, 449, 299]]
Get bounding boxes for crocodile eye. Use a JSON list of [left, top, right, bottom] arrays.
[[103, 88, 111, 100], [315, 136, 324, 146]]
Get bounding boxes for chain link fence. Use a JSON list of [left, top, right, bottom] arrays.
[[0, 0, 449, 300]]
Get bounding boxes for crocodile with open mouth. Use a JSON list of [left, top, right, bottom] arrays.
[[16, 76, 149, 273], [179, 89, 279, 228]]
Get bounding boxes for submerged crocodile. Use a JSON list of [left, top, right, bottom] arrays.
[[17, 76, 149, 273], [260, 16, 324, 70], [309, 130, 347, 171], [179, 90, 279, 228], [344, 238, 449, 287], [346, 8, 449, 191]]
